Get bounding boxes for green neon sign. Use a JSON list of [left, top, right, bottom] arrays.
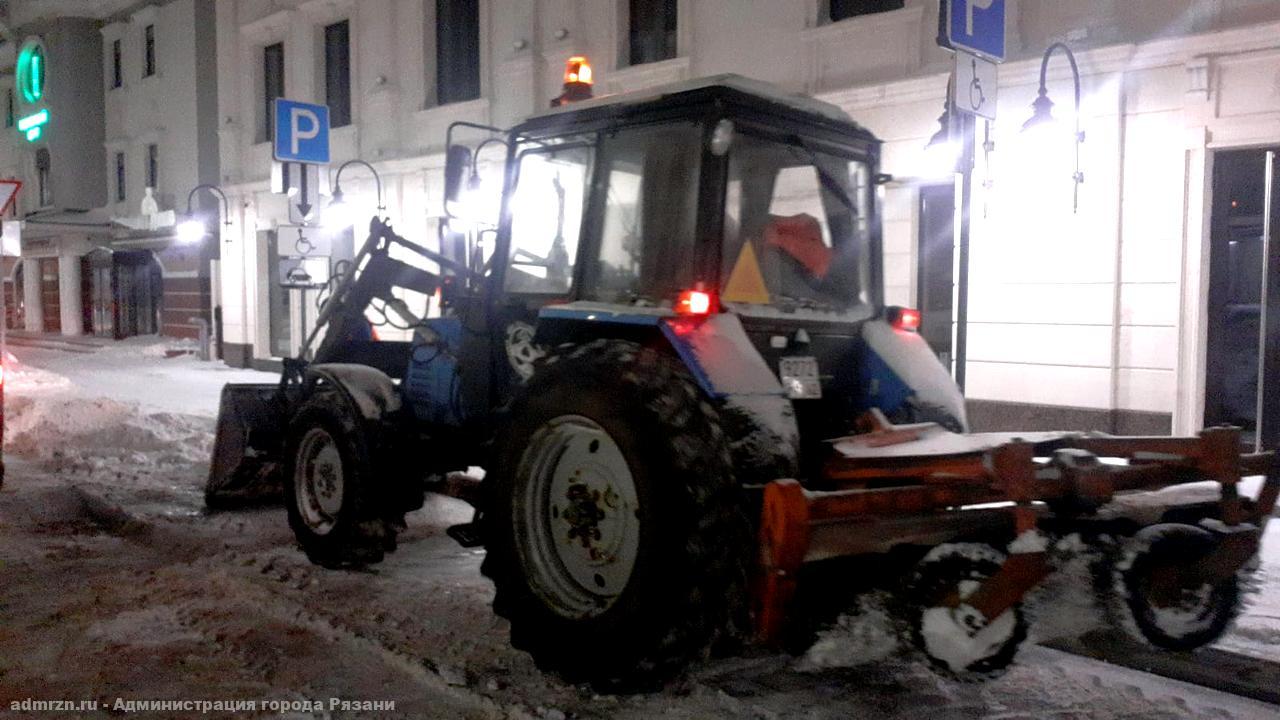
[[17, 108, 47, 132], [16, 40, 45, 104], [17, 108, 47, 143]]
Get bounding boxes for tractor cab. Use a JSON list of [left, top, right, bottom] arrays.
[[444, 73, 963, 463]]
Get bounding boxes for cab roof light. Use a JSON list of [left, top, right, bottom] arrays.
[[564, 55, 593, 86], [887, 306, 921, 332], [552, 55, 594, 106]]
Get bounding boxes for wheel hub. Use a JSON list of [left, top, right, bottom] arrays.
[[295, 428, 345, 535], [518, 415, 640, 618]]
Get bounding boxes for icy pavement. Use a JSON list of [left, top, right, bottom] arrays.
[[0, 337, 1278, 718]]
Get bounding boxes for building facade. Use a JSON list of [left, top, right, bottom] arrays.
[[0, 0, 219, 341], [211, 0, 1280, 439]]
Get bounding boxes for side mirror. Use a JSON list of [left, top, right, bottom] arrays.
[[444, 145, 473, 207]]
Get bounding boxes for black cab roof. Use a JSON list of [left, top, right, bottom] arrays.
[[512, 74, 879, 146]]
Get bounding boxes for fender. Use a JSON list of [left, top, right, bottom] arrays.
[[860, 320, 968, 430], [305, 363, 402, 420], [537, 302, 800, 451]]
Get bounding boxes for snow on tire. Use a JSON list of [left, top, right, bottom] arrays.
[[907, 543, 1028, 681], [1109, 523, 1241, 650]]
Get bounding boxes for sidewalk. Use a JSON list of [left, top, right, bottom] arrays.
[[3, 330, 113, 354]]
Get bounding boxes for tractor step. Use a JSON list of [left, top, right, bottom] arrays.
[[447, 522, 485, 548]]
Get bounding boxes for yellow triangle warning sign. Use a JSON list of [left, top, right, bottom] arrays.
[[723, 242, 771, 304]]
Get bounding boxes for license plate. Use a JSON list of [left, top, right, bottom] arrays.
[[779, 356, 821, 399]]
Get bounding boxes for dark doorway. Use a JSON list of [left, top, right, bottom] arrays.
[[113, 250, 162, 338], [38, 257, 59, 334], [1205, 147, 1280, 448], [917, 184, 955, 371]]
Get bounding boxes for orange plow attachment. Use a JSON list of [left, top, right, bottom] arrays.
[[754, 422, 1278, 646]]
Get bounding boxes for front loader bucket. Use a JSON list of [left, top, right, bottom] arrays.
[[205, 383, 290, 508]]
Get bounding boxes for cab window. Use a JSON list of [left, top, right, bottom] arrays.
[[587, 121, 702, 304], [504, 144, 594, 294]]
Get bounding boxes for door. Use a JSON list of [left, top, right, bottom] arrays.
[[917, 184, 955, 371], [38, 257, 59, 334], [1205, 148, 1280, 449]]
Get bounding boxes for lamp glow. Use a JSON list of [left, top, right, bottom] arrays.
[[177, 218, 206, 244], [323, 196, 355, 229]]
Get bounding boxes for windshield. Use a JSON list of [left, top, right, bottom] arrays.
[[721, 132, 873, 315]]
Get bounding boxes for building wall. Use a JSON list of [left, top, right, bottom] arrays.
[[213, 0, 1280, 434]]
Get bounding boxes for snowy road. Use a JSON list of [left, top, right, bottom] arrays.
[[1, 339, 1278, 718]]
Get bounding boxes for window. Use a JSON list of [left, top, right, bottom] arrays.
[[504, 143, 594, 295], [721, 133, 873, 313], [324, 20, 351, 127], [36, 148, 51, 207], [262, 42, 285, 142], [146, 144, 158, 189], [143, 24, 155, 77], [628, 0, 677, 66], [827, 0, 904, 22], [4, 88, 12, 128], [435, 0, 480, 105], [115, 152, 127, 202], [589, 122, 702, 304], [112, 38, 122, 88]]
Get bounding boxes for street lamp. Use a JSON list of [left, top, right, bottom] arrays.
[[1023, 42, 1085, 212], [181, 183, 233, 243], [326, 159, 385, 229], [923, 81, 962, 179]]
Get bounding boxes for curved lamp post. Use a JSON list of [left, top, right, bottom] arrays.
[[1023, 42, 1085, 212], [178, 183, 232, 244], [326, 159, 385, 229]]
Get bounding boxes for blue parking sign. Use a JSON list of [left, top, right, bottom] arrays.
[[273, 98, 330, 164], [948, 0, 1006, 62]]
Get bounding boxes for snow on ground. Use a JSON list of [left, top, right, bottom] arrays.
[[2, 339, 1279, 717], [3, 338, 276, 497]]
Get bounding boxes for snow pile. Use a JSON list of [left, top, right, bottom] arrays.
[[4, 393, 214, 468], [800, 592, 900, 669], [0, 338, 272, 485]]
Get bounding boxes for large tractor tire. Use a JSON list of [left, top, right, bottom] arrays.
[[482, 339, 750, 691], [1109, 523, 1241, 650], [284, 388, 399, 568]]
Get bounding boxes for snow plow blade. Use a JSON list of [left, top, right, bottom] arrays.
[[205, 383, 290, 508], [754, 421, 1278, 647]]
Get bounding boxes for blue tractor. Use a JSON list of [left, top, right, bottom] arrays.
[[207, 73, 1269, 689]]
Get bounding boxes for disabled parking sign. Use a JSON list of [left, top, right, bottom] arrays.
[[273, 98, 330, 164]]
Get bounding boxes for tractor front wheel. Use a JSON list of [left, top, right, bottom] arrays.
[[482, 340, 749, 691], [284, 389, 398, 568]]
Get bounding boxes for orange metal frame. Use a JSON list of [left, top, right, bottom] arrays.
[[754, 426, 1278, 645]]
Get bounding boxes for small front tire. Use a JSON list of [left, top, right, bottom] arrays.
[[284, 389, 397, 568], [907, 543, 1028, 681], [1109, 523, 1241, 650]]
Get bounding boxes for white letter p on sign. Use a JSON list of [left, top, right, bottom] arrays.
[[290, 108, 320, 155], [967, 0, 994, 36]]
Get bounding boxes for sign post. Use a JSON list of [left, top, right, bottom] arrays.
[[272, 99, 332, 357], [936, 0, 1006, 393]]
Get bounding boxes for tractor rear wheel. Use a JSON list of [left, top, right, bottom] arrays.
[[1109, 523, 1241, 650], [284, 389, 398, 568], [482, 339, 750, 691]]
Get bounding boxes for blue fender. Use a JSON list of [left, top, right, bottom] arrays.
[[537, 302, 801, 451], [859, 319, 968, 430]]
